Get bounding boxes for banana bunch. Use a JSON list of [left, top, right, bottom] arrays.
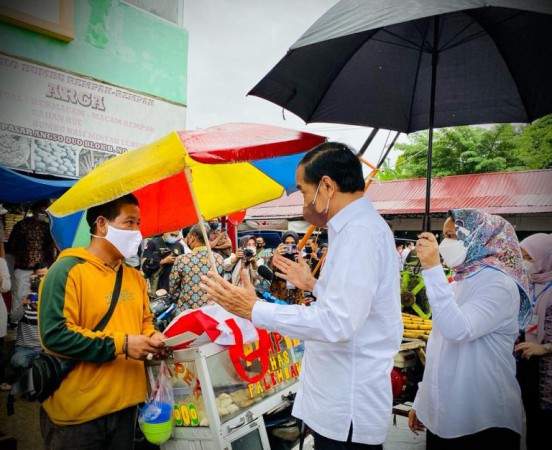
[[402, 313, 432, 341]]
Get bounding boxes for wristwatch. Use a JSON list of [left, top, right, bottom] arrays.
[[543, 343, 552, 354]]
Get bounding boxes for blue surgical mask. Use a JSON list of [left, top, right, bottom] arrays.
[[166, 236, 178, 244]]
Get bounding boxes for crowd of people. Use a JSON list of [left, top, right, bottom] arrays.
[[138, 223, 330, 312], [0, 141, 550, 450]]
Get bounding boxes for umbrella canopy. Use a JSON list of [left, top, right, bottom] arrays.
[[49, 123, 324, 250], [249, 0, 552, 229]]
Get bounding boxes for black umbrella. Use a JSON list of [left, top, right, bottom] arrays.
[[249, 0, 552, 230]]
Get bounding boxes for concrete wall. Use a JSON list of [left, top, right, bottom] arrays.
[[0, 0, 188, 104]]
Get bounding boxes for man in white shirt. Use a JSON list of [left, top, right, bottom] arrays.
[[200, 142, 403, 449], [180, 226, 193, 255], [401, 241, 415, 268]]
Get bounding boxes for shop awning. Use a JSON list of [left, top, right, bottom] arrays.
[[0, 165, 76, 203]]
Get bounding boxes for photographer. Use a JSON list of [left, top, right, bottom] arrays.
[[9, 262, 48, 371], [223, 236, 264, 287], [268, 232, 305, 305], [303, 237, 321, 278], [142, 230, 184, 293]]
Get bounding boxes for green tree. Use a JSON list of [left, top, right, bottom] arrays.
[[392, 116, 552, 177], [514, 115, 552, 169], [374, 159, 399, 181]]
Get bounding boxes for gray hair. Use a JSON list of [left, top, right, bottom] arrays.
[[189, 224, 206, 245]]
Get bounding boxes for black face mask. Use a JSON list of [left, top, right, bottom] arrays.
[[209, 222, 218, 231], [256, 242, 264, 248]]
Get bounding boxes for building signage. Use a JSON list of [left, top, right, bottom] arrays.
[[0, 53, 186, 179]]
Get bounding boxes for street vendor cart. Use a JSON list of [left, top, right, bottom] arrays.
[[146, 332, 305, 450]]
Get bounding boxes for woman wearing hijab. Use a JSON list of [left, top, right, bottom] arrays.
[[514, 233, 552, 450], [408, 209, 530, 450], [268, 231, 305, 305], [223, 235, 261, 287]]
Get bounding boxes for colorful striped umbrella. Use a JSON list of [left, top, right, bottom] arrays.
[[48, 123, 324, 250]]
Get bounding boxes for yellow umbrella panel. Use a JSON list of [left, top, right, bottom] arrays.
[[49, 132, 285, 240]]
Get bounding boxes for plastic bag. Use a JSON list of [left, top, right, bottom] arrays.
[[139, 361, 174, 445]]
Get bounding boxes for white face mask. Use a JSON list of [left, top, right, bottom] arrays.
[[439, 223, 484, 268], [438, 238, 468, 268], [94, 224, 142, 259], [522, 260, 535, 275]]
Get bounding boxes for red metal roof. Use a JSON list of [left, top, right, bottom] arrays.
[[246, 169, 552, 219]]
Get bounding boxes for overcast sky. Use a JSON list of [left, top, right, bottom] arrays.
[[182, 0, 405, 166]]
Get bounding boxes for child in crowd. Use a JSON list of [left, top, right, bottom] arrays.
[[9, 262, 48, 371]]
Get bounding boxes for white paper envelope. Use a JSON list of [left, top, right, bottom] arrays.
[[163, 331, 200, 347]]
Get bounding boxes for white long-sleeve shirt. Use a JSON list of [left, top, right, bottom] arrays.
[[413, 265, 523, 438], [252, 197, 402, 445]]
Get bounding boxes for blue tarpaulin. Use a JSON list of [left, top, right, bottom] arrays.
[[0, 165, 76, 203]]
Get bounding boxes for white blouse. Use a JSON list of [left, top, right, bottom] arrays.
[[413, 265, 523, 437]]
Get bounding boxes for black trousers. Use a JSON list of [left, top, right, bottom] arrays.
[[426, 427, 520, 450], [517, 354, 547, 450], [311, 424, 383, 450], [40, 405, 137, 450]]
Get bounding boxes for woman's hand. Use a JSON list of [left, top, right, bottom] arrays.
[[272, 251, 316, 292], [274, 243, 286, 255], [408, 408, 426, 436], [514, 341, 549, 359], [416, 232, 441, 270], [200, 270, 257, 320]]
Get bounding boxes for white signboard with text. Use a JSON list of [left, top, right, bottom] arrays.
[[0, 54, 187, 178]]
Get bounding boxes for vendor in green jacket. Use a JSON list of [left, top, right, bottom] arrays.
[[38, 193, 167, 449]]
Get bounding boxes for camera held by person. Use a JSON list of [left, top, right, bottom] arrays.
[[282, 244, 298, 262], [242, 247, 256, 264], [28, 275, 43, 303]]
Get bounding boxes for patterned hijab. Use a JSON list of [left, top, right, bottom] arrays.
[[449, 209, 531, 328], [519, 233, 552, 284]]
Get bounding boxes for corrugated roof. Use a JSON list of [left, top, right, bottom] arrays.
[[246, 169, 552, 219]]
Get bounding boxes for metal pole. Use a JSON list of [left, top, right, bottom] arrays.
[[423, 16, 440, 233], [357, 128, 379, 157], [376, 131, 400, 169]]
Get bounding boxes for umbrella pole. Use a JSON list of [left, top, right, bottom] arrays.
[[357, 128, 379, 157], [423, 16, 440, 233], [184, 167, 219, 272], [376, 131, 400, 169]]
